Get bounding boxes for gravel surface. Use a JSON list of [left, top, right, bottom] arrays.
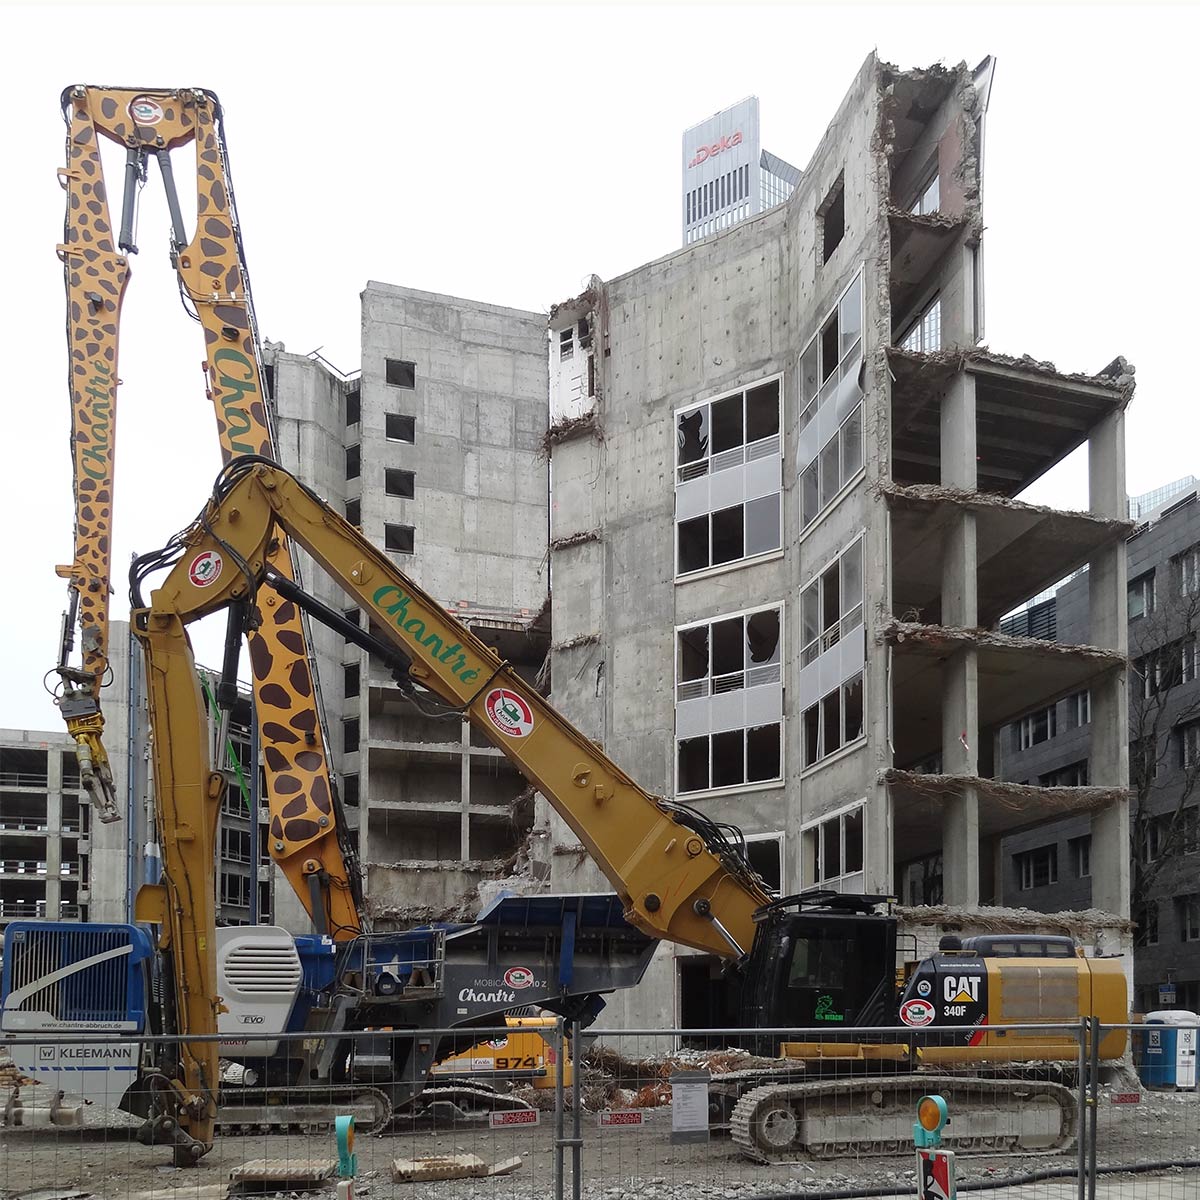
[[2, 1086, 1199, 1199]]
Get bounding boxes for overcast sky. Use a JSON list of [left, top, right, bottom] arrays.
[[2, 2, 1196, 734]]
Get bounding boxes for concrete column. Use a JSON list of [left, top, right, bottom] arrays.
[[941, 649, 980, 904], [939, 371, 980, 905], [940, 373, 977, 491], [1088, 408, 1130, 917], [45, 748, 63, 917]]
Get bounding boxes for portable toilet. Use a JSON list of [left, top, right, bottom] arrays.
[[1135, 1010, 1199, 1090]]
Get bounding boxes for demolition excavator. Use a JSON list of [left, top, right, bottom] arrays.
[[4, 457, 1129, 1164], [7, 85, 1129, 1166]]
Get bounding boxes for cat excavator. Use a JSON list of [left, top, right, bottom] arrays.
[[5, 456, 1128, 1164], [13, 85, 1130, 1167]]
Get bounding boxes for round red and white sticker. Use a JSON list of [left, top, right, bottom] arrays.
[[188, 551, 223, 588], [484, 688, 534, 738], [504, 967, 535, 990], [899, 998, 936, 1028], [129, 97, 165, 126]]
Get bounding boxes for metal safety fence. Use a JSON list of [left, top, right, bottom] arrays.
[[2, 1021, 1199, 1199]]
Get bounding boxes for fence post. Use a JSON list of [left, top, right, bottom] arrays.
[[1087, 1015, 1101, 1200], [554, 1017, 565, 1200], [1076, 1019, 1088, 1200], [571, 1018, 583, 1200]]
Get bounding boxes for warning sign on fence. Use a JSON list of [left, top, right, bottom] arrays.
[[599, 1110, 646, 1128], [1110, 1092, 1142, 1105], [489, 1109, 540, 1129]]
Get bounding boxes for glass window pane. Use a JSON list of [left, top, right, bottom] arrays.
[[678, 737, 709, 793], [746, 380, 780, 442], [712, 729, 745, 788], [711, 505, 745, 565], [747, 723, 781, 783], [710, 394, 743, 454], [802, 585, 821, 651], [839, 275, 862, 361], [841, 539, 863, 614], [677, 406, 709, 466], [821, 563, 840, 632], [678, 516, 709, 574], [802, 462, 819, 527], [677, 626, 708, 682], [820, 437, 841, 506], [800, 342, 819, 407], [844, 807, 864, 874], [746, 609, 781, 667], [842, 405, 863, 480], [745, 494, 780, 557]]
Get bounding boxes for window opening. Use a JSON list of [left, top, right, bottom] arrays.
[[820, 174, 845, 263], [345, 444, 360, 480], [386, 413, 416, 443], [385, 523, 415, 554], [385, 358, 416, 388], [385, 468, 415, 498]]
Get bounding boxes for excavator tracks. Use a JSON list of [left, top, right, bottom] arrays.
[[730, 1075, 1077, 1162], [216, 1087, 392, 1135], [213, 1083, 533, 1135]]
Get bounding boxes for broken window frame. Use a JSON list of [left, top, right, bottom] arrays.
[[674, 603, 784, 796], [1072, 690, 1091, 728], [1015, 844, 1058, 890], [674, 375, 783, 579], [800, 671, 866, 770], [801, 800, 866, 888], [744, 831, 785, 896], [801, 535, 864, 667]]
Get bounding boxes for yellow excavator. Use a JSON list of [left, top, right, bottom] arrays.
[[16, 84, 1130, 1168], [35, 455, 1126, 1161]]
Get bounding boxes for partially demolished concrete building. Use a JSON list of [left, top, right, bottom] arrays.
[[544, 54, 1136, 1022], [253, 54, 1136, 1026], [264, 284, 550, 927]]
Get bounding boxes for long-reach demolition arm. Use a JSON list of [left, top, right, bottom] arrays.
[[132, 458, 774, 985], [54, 85, 361, 936]]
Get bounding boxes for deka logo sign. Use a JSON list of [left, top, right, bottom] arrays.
[[688, 131, 743, 169]]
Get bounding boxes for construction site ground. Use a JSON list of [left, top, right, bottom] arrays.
[[2, 1086, 1200, 1200]]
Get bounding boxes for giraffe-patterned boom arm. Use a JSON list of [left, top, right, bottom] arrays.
[[56, 86, 361, 933]]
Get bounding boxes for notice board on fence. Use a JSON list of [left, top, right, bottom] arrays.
[[669, 1070, 710, 1143]]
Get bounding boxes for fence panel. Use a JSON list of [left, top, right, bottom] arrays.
[[2, 1026, 556, 1199]]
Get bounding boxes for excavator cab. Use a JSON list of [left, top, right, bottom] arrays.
[[738, 892, 898, 1051]]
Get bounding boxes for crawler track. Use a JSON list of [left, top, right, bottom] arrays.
[[730, 1075, 1077, 1162]]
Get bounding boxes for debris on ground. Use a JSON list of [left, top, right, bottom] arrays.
[[391, 1152, 522, 1182]]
